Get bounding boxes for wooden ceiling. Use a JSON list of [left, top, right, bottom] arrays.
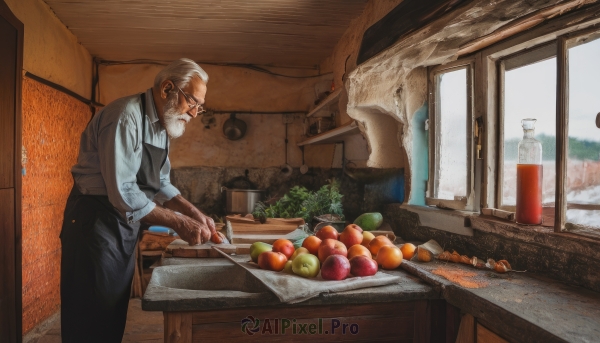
[[44, 0, 369, 68]]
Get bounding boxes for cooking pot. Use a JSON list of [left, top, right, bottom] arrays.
[[221, 187, 265, 215], [223, 113, 247, 140]]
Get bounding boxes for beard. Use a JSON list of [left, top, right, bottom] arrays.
[[162, 95, 189, 139]]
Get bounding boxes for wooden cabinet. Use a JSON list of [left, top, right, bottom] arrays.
[[164, 301, 433, 343]]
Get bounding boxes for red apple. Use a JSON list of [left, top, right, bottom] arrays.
[[321, 255, 351, 280], [350, 255, 378, 277], [257, 251, 288, 271], [339, 226, 363, 248], [272, 239, 295, 260], [316, 225, 339, 240], [318, 239, 348, 263], [344, 224, 363, 233]]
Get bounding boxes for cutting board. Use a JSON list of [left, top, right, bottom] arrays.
[[165, 239, 236, 258], [226, 215, 304, 234]]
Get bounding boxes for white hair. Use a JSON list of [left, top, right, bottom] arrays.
[[153, 58, 209, 90]]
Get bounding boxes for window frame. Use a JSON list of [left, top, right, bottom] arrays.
[[477, 14, 600, 232], [496, 41, 558, 212], [427, 60, 476, 211]]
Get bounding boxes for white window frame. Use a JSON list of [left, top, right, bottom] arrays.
[[427, 60, 476, 211]]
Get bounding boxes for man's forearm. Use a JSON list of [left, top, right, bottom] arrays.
[[163, 195, 205, 222], [140, 205, 208, 245], [140, 204, 184, 231]]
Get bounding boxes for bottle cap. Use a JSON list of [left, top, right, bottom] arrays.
[[521, 118, 537, 130]]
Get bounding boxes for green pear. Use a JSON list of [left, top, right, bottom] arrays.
[[250, 242, 272, 263]]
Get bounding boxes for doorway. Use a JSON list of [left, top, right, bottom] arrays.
[[0, 0, 23, 342]]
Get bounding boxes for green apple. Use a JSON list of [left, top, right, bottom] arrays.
[[283, 260, 293, 273], [292, 253, 320, 278], [250, 242, 272, 263], [290, 247, 309, 261]]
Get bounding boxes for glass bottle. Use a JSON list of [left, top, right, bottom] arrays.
[[516, 118, 543, 225]]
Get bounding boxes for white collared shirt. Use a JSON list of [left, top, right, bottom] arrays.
[[71, 88, 180, 223]]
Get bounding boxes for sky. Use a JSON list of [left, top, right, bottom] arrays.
[[505, 38, 600, 142]]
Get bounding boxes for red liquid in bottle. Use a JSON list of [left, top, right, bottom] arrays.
[[516, 164, 543, 225]]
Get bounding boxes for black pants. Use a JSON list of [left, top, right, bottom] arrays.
[[60, 187, 140, 343]]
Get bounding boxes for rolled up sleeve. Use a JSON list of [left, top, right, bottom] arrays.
[[98, 111, 154, 223], [153, 156, 181, 205]]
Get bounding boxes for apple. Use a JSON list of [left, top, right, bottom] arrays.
[[350, 255, 378, 277], [250, 242, 272, 263], [344, 224, 363, 233], [318, 238, 348, 263], [292, 253, 320, 278], [283, 260, 294, 273], [315, 225, 339, 240], [321, 255, 351, 280], [272, 239, 295, 260], [361, 231, 375, 247], [257, 251, 288, 271], [339, 226, 363, 248], [291, 247, 309, 260]]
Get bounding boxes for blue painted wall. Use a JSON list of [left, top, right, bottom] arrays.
[[409, 103, 429, 206]]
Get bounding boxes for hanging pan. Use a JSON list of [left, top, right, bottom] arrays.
[[223, 113, 247, 140]]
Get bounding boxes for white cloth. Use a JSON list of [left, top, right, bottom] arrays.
[[237, 260, 402, 304]]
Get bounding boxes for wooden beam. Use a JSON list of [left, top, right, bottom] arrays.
[[458, 0, 586, 56]]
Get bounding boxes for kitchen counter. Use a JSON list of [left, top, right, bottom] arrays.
[[142, 254, 600, 342], [401, 259, 600, 343], [142, 255, 437, 312]]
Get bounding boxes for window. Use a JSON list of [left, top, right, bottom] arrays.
[[498, 43, 557, 210], [426, 13, 600, 234], [564, 31, 600, 229], [489, 25, 600, 232], [427, 62, 474, 210]]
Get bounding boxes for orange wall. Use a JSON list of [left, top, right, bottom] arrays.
[[21, 77, 90, 334]]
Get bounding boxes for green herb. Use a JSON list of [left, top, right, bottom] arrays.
[[252, 180, 344, 223]]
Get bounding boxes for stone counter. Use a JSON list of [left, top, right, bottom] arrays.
[[142, 255, 437, 313], [142, 255, 600, 342], [401, 259, 600, 343]]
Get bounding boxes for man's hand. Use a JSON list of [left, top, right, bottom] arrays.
[[163, 195, 226, 244], [140, 205, 211, 245], [174, 215, 211, 245]]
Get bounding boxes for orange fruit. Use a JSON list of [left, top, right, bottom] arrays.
[[400, 243, 416, 260], [302, 236, 322, 255], [368, 235, 394, 256], [347, 244, 372, 260], [376, 245, 403, 270]]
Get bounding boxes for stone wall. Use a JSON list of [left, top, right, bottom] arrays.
[[171, 167, 404, 221]]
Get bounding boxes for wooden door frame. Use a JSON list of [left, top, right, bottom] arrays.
[[0, 0, 23, 341]]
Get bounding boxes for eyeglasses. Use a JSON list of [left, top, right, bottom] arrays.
[[174, 83, 206, 114]]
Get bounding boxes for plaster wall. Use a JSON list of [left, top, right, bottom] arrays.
[[324, 0, 576, 201], [311, 0, 408, 170], [5, 0, 92, 98], [98, 63, 335, 169]]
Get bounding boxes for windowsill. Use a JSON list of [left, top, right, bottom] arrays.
[[398, 203, 600, 262], [400, 204, 474, 236]]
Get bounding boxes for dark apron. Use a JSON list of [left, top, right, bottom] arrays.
[[60, 93, 168, 343]]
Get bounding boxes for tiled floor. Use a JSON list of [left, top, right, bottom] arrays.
[[35, 299, 163, 343]]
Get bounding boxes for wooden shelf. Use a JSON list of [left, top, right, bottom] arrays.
[[297, 120, 360, 146], [306, 88, 342, 117]]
